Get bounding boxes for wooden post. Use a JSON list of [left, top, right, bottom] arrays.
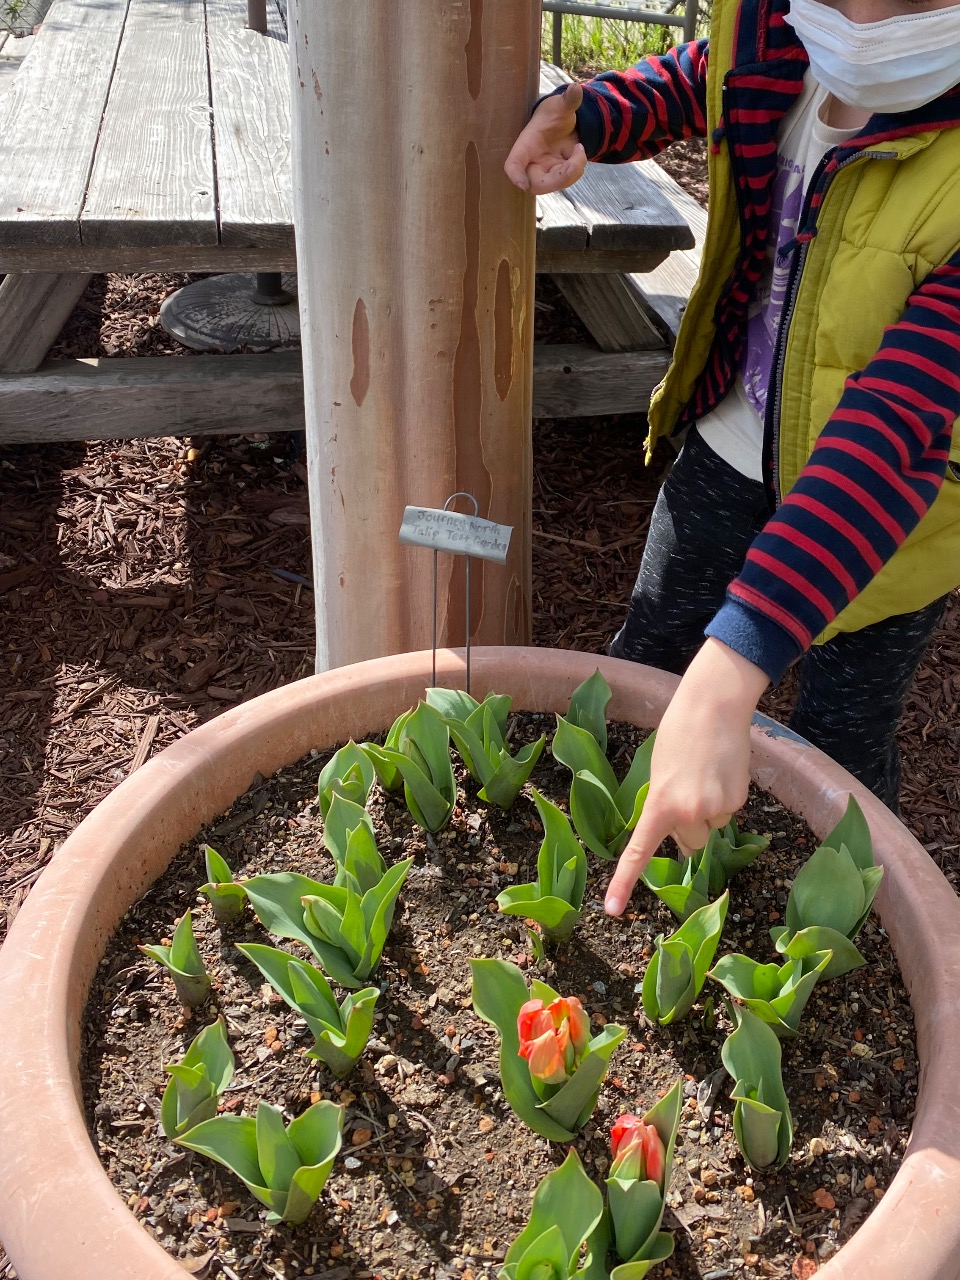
[[289, 1, 540, 671]]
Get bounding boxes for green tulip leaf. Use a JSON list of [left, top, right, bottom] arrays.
[[721, 1008, 793, 1167], [242, 872, 330, 953], [317, 741, 375, 819], [732, 1087, 782, 1171], [139, 910, 210, 1008], [643, 935, 695, 1025], [161, 1016, 234, 1138], [479, 735, 546, 809], [823, 795, 873, 871], [502, 1149, 605, 1277], [199, 846, 247, 924], [563, 668, 613, 755], [775, 925, 866, 980], [569, 770, 626, 859], [552, 715, 619, 797], [612, 734, 655, 823], [788, 844, 865, 937], [609, 1233, 676, 1279]]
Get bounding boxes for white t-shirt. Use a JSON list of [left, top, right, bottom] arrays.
[[695, 75, 862, 480]]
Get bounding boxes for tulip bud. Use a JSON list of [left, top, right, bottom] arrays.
[[610, 1114, 666, 1187]]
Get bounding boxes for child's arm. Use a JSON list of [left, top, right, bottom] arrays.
[[708, 249, 960, 686], [604, 248, 960, 915], [504, 40, 709, 194], [574, 40, 710, 164], [604, 638, 768, 916]]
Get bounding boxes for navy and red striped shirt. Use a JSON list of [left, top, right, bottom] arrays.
[[572, 0, 960, 682]]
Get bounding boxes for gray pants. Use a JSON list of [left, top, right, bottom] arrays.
[[609, 428, 946, 810]]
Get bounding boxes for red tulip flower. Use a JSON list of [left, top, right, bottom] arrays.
[[610, 1113, 667, 1187], [517, 995, 591, 1085]]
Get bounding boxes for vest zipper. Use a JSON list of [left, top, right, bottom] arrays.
[[762, 148, 898, 508]]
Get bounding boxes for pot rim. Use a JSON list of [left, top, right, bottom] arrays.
[[1, 646, 958, 1280]]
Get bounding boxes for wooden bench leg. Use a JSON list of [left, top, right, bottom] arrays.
[[0, 273, 93, 373], [550, 273, 668, 354]]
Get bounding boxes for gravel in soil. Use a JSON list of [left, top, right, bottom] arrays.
[[82, 716, 916, 1280]]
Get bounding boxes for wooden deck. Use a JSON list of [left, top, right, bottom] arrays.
[[0, 0, 692, 274]]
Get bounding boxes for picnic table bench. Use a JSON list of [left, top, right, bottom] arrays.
[[0, 0, 703, 442]]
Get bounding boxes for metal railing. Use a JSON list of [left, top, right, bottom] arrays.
[[543, 0, 701, 62]]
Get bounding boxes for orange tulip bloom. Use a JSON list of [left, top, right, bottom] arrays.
[[517, 995, 591, 1084], [610, 1113, 666, 1187]]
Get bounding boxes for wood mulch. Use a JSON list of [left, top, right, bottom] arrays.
[[1, 138, 958, 1278]]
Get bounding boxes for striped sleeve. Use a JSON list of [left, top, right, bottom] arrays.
[[574, 40, 710, 162], [706, 249, 960, 682]]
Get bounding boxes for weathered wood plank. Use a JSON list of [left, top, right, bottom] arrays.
[[82, 0, 216, 248], [206, 0, 292, 250], [0, 243, 297, 273], [536, 192, 588, 253], [537, 247, 671, 274], [624, 161, 707, 343], [0, 342, 668, 445], [0, 273, 92, 372], [0, 353, 306, 443], [563, 159, 694, 253], [552, 273, 666, 351], [536, 61, 693, 256], [0, 0, 129, 248], [533, 342, 670, 417]]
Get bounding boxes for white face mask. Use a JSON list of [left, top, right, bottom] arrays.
[[785, 0, 960, 113]]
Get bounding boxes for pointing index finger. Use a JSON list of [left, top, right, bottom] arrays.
[[604, 806, 671, 917]]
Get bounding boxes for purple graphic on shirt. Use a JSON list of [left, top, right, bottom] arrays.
[[740, 154, 806, 420]]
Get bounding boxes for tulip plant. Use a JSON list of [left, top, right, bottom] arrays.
[[641, 893, 729, 1025], [551, 716, 653, 861], [708, 820, 770, 891], [361, 701, 457, 832], [709, 947, 832, 1037], [641, 837, 715, 923], [770, 796, 881, 979], [160, 1016, 235, 1139], [471, 959, 626, 1141], [242, 852, 412, 990], [198, 846, 247, 925], [317, 740, 375, 820], [599, 1082, 684, 1277], [426, 687, 546, 809], [236, 943, 379, 1077], [496, 789, 588, 942], [721, 1005, 793, 1169], [139, 909, 211, 1008], [176, 1099, 343, 1225], [642, 820, 768, 922], [499, 1082, 683, 1280], [498, 1149, 605, 1280]]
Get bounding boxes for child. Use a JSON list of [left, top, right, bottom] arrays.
[[505, 0, 960, 915]]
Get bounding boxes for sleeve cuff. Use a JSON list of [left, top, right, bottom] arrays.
[[533, 83, 604, 159], [704, 597, 805, 685]]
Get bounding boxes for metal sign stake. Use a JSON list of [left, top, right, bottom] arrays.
[[398, 492, 513, 696]]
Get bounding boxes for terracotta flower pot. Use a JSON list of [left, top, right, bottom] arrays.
[[1, 647, 959, 1280]]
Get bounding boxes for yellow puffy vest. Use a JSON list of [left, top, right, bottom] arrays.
[[646, 0, 960, 640]]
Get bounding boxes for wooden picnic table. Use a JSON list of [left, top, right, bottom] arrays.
[[0, 0, 697, 435]]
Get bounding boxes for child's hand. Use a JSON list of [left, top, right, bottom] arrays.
[[504, 83, 587, 194], [604, 639, 770, 916]]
